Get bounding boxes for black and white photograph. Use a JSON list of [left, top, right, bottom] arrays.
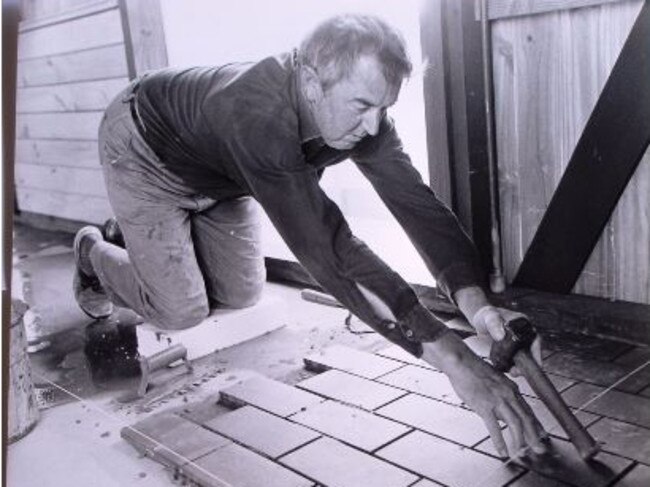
[[3, 0, 650, 486]]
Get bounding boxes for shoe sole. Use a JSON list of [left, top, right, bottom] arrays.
[[73, 226, 113, 319], [73, 226, 103, 275]]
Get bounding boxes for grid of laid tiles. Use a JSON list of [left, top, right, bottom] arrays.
[[122, 339, 650, 487]]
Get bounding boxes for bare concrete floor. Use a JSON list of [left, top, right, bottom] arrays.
[[7, 222, 650, 486]]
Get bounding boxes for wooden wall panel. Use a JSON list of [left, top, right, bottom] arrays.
[[15, 164, 107, 197], [15, 139, 99, 168], [13, 0, 167, 226], [492, 0, 647, 302], [485, 0, 634, 20], [16, 77, 127, 112], [16, 188, 112, 224], [16, 112, 104, 140], [612, 149, 650, 303], [17, 44, 128, 87], [20, 0, 109, 21], [18, 8, 122, 60]]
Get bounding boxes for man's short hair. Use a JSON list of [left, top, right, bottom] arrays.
[[299, 14, 412, 91]]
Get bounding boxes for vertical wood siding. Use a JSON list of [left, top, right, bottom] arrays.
[[492, 0, 649, 302]]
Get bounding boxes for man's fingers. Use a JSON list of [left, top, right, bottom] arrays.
[[484, 311, 506, 341], [498, 403, 526, 457], [531, 337, 543, 366], [510, 395, 548, 454], [483, 412, 508, 458]]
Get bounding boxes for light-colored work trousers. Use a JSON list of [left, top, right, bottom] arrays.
[[91, 83, 265, 330]]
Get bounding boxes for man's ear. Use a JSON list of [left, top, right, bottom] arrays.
[[301, 65, 324, 105]]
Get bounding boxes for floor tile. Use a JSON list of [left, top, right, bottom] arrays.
[[544, 352, 628, 386], [587, 417, 650, 465], [614, 347, 650, 368], [508, 471, 574, 486], [281, 437, 417, 487], [121, 412, 231, 467], [377, 430, 522, 487], [542, 333, 632, 361], [614, 464, 650, 486], [375, 393, 490, 446], [476, 436, 633, 487], [510, 373, 577, 398], [303, 345, 404, 379], [289, 400, 410, 452], [562, 383, 650, 428], [218, 376, 324, 417], [409, 479, 440, 487], [296, 369, 406, 410], [523, 396, 600, 441], [203, 406, 320, 458], [375, 365, 462, 405], [374, 344, 436, 370], [616, 366, 650, 394], [184, 442, 313, 487]]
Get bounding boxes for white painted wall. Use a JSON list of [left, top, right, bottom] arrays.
[[159, 0, 435, 285]]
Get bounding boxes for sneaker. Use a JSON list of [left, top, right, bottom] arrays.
[[73, 226, 113, 319]]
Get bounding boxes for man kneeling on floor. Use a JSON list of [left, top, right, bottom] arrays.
[[73, 13, 546, 458]]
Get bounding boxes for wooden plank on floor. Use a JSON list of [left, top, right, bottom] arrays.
[[16, 44, 128, 87], [15, 139, 99, 168], [16, 112, 103, 140], [15, 163, 107, 197], [16, 77, 127, 112]]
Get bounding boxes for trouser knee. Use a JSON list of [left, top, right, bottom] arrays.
[[152, 298, 210, 330], [219, 279, 264, 309]]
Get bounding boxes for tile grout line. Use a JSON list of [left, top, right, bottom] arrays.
[[34, 372, 239, 487], [465, 358, 650, 487]]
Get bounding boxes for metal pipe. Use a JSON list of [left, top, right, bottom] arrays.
[[479, 0, 506, 293]]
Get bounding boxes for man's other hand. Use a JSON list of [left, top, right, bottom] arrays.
[[471, 305, 542, 375], [422, 333, 547, 459], [453, 286, 542, 375]]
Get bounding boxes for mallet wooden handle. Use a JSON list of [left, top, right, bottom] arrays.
[[300, 289, 343, 308], [514, 350, 600, 460]]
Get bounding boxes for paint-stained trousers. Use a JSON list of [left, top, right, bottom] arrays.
[[91, 82, 266, 330]]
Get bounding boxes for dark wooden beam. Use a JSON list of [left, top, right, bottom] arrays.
[[119, 0, 168, 79], [514, 2, 650, 293], [431, 0, 494, 279], [419, 0, 453, 207]]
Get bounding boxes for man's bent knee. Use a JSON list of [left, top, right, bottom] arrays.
[[153, 300, 210, 330], [219, 279, 264, 309]]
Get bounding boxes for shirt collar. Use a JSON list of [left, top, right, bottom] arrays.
[[292, 49, 321, 144]]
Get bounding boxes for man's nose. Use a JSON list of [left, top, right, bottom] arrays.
[[362, 108, 382, 136]]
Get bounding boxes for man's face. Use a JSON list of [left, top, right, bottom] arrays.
[[305, 55, 400, 150]]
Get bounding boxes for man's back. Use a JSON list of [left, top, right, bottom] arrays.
[[136, 53, 299, 199]]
